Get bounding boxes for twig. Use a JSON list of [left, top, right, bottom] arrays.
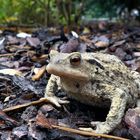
[[52, 125, 129, 140], [3, 98, 48, 113], [52, 125, 128, 140], [0, 53, 14, 57], [36, 113, 129, 140]]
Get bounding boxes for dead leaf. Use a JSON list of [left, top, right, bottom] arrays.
[[0, 69, 22, 76], [32, 65, 46, 81], [36, 112, 58, 129], [26, 37, 40, 47], [0, 110, 19, 129], [93, 35, 109, 48]]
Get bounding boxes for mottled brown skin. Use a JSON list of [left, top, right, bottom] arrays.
[[45, 50, 140, 134]]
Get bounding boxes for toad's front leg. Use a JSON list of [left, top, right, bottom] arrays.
[[44, 74, 69, 107], [91, 88, 128, 134]]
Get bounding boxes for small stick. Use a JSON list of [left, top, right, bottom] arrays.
[[0, 53, 14, 57], [3, 98, 48, 112], [52, 125, 129, 140], [36, 113, 129, 140]]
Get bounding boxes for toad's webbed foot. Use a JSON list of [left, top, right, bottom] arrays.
[[91, 121, 112, 134], [79, 121, 114, 134], [44, 96, 69, 107]]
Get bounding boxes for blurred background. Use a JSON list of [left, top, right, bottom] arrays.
[[0, 0, 140, 27]]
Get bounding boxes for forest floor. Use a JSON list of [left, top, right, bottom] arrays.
[[0, 22, 140, 140]]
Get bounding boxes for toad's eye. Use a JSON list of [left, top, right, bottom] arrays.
[[70, 56, 81, 66]]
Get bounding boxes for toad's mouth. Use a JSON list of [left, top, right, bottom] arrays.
[[46, 64, 89, 81]]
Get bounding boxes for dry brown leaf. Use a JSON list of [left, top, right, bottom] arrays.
[[0, 69, 22, 76], [32, 65, 46, 81], [95, 41, 109, 48]]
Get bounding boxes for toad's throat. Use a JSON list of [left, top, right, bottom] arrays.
[[46, 64, 89, 81]]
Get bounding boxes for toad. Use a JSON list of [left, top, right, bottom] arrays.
[[45, 50, 140, 134]]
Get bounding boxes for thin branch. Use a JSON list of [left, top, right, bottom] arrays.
[[3, 98, 49, 112], [0, 53, 14, 57], [52, 125, 129, 140], [36, 113, 129, 140]]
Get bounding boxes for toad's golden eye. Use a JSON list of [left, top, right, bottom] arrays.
[[70, 56, 81, 66]]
